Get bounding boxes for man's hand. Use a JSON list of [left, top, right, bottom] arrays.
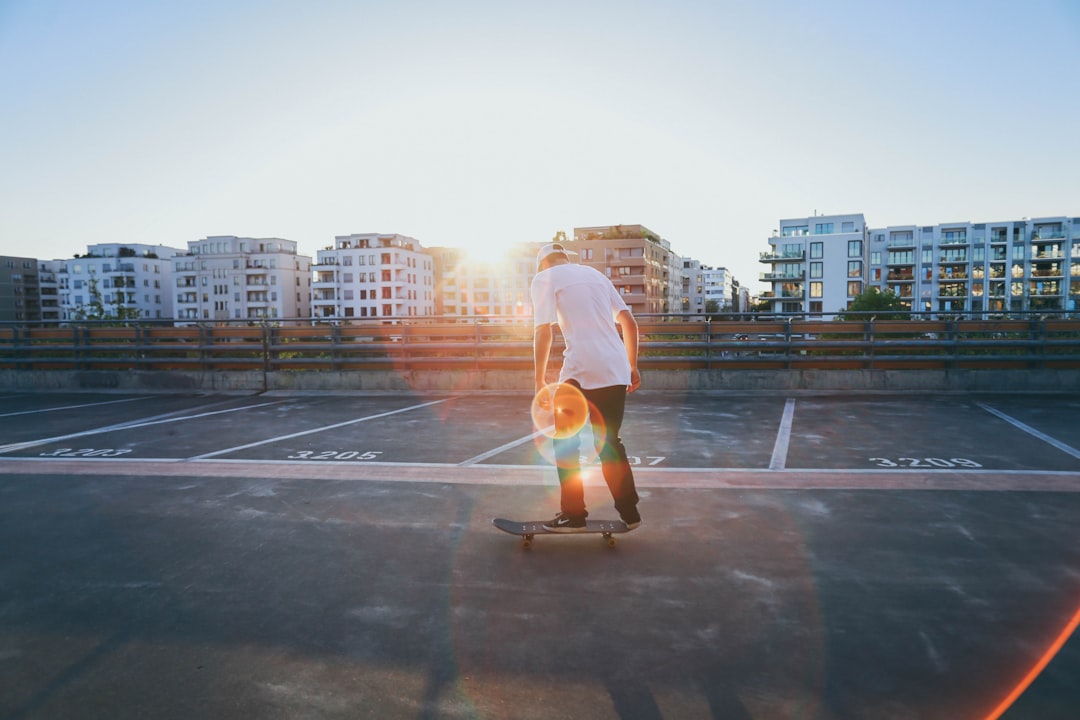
[[628, 368, 642, 393]]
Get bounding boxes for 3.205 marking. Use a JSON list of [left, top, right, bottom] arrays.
[[869, 457, 982, 468], [39, 448, 133, 458], [287, 450, 384, 461]]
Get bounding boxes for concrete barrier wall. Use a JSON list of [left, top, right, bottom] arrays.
[[3, 368, 1080, 394]]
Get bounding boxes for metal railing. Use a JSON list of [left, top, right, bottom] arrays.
[[2, 312, 1080, 374]]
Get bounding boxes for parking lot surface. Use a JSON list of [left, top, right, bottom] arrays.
[[1, 389, 1079, 719]]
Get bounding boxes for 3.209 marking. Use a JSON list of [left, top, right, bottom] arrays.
[[869, 457, 982, 468]]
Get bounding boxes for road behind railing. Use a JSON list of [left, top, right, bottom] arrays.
[[2, 312, 1080, 373]]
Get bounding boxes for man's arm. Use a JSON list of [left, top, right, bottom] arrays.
[[615, 309, 641, 393], [533, 323, 554, 394]]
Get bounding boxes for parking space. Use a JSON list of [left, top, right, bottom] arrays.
[[4, 391, 1080, 476], [785, 396, 1080, 473], [2, 389, 1080, 718]]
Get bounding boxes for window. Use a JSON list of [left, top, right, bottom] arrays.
[[848, 240, 863, 258], [842, 221, 855, 232], [815, 223, 834, 235], [810, 282, 823, 298], [848, 281, 862, 296], [809, 262, 823, 279], [810, 242, 823, 259]]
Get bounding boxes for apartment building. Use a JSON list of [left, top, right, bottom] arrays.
[[679, 258, 706, 314], [759, 214, 871, 315], [428, 244, 537, 318], [571, 224, 673, 316], [0, 256, 41, 322], [760, 213, 1080, 315], [37, 260, 61, 321], [704, 266, 739, 313], [869, 217, 1080, 314], [173, 236, 311, 322], [51, 243, 182, 321], [312, 234, 433, 320]]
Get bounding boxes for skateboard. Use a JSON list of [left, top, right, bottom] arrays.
[[492, 517, 630, 549]]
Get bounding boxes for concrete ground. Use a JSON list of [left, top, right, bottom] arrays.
[[1, 388, 1079, 719]]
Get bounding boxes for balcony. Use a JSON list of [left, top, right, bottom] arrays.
[[760, 251, 805, 263], [760, 271, 806, 281], [1030, 266, 1064, 279], [939, 234, 969, 247]]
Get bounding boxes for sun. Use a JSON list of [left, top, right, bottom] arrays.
[[456, 239, 515, 266]]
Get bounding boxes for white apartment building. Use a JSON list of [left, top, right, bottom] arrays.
[[53, 243, 182, 321], [173, 236, 311, 322], [312, 234, 434, 320], [868, 217, 1080, 314], [703, 266, 737, 313], [429, 244, 537, 319], [760, 213, 1080, 315], [759, 214, 870, 315]]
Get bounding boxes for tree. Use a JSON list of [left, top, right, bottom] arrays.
[[839, 288, 909, 320], [69, 272, 142, 322]]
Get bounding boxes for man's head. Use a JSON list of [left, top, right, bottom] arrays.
[[536, 242, 577, 272]]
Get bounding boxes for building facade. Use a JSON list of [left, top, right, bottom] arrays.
[[679, 258, 706, 314], [703, 266, 738, 313], [571, 224, 673, 316], [51, 243, 182, 321], [173, 236, 311, 322], [760, 213, 1080, 315], [428, 244, 537, 319], [0, 256, 41, 322], [312, 234, 433, 320], [759, 213, 869, 315], [869, 217, 1080, 314]]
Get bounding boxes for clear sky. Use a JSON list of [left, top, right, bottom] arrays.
[[2, 0, 1078, 290]]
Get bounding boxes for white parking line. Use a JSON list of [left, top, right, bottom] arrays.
[[977, 403, 1080, 461], [0, 401, 285, 455], [458, 429, 550, 466], [189, 399, 449, 460], [769, 398, 796, 470], [0, 397, 149, 418]]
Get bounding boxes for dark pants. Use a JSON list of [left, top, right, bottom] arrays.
[[552, 382, 639, 520]]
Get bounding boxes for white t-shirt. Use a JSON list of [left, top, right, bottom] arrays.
[[531, 263, 632, 389]]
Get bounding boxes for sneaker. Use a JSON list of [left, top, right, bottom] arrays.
[[621, 511, 642, 531], [543, 512, 587, 533]]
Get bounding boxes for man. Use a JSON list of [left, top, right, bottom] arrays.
[[531, 241, 642, 532]]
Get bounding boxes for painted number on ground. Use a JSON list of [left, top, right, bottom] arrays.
[[39, 448, 133, 458], [287, 450, 384, 461], [581, 455, 666, 466], [869, 457, 983, 468]]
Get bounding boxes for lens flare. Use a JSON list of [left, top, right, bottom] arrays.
[[530, 382, 588, 439]]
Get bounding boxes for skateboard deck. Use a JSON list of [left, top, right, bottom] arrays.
[[492, 517, 630, 548]]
